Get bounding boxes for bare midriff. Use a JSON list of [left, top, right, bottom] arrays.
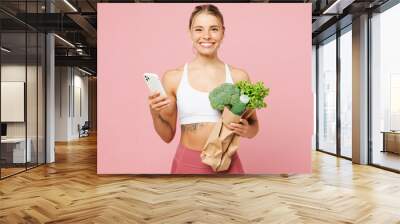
[[179, 122, 217, 151]]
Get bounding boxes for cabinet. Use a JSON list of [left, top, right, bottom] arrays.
[[0, 138, 32, 166], [382, 131, 400, 154]]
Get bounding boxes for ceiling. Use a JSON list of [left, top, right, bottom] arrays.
[[0, 0, 393, 75]]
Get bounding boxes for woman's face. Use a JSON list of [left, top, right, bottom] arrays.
[[190, 13, 224, 57]]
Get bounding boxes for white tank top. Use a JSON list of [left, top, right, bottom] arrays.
[[176, 63, 234, 125]]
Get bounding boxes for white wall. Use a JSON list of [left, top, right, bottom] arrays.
[[1, 64, 46, 164], [55, 67, 89, 141], [55, 67, 70, 141], [72, 73, 89, 138], [1, 65, 26, 133], [1, 65, 41, 137]]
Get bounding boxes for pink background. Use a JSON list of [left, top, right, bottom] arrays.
[[97, 3, 312, 174]]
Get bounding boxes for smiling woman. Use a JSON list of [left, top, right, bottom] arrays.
[[189, 4, 225, 56], [98, 3, 313, 174], [147, 4, 260, 174]]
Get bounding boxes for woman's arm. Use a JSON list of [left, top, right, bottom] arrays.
[[229, 111, 259, 139], [148, 70, 180, 143], [228, 68, 260, 138]]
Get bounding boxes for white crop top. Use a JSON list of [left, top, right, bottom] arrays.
[[176, 63, 234, 125]]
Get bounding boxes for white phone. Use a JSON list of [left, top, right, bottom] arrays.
[[143, 73, 167, 96]]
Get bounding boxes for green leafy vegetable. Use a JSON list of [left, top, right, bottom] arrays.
[[235, 80, 269, 109], [208, 80, 270, 115]]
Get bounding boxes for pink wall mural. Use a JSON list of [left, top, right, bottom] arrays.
[[97, 3, 312, 174]]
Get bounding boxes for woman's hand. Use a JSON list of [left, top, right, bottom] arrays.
[[148, 91, 170, 115], [228, 118, 251, 138]]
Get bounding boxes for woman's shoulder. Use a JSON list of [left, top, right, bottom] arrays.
[[164, 65, 184, 75], [162, 65, 185, 89], [229, 65, 251, 83]]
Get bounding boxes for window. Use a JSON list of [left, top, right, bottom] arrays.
[[371, 2, 400, 171], [0, 1, 47, 179], [317, 36, 337, 154], [340, 27, 352, 158]]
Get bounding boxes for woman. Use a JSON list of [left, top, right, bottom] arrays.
[[148, 4, 259, 174]]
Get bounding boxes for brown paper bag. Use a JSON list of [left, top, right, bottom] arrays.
[[200, 107, 253, 172]]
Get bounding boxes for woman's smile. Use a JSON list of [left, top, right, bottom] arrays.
[[199, 42, 215, 48]]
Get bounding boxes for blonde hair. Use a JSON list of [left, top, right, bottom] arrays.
[[189, 4, 225, 30]]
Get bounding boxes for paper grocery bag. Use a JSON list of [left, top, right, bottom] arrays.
[[201, 107, 253, 172]]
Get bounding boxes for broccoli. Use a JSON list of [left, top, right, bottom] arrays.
[[209, 80, 269, 116], [231, 94, 250, 115], [209, 83, 248, 115]]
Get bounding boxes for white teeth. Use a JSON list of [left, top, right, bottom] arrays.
[[200, 43, 213, 47]]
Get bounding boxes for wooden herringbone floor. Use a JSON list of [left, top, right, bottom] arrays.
[[1, 134, 400, 224]]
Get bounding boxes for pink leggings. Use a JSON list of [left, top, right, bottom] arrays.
[[171, 143, 244, 174]]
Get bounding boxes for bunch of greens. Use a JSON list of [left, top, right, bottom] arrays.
[[209, 80, 269, 116], [235, 80, 269, 109]]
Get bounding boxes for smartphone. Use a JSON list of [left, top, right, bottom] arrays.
[[143, 73, 167, 96]]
